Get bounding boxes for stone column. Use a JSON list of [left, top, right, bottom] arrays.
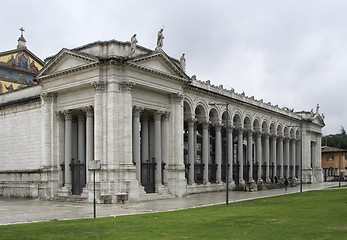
[[153, 110, 163, 187], [264, 134, 271, 183], [284, 138, 290, 178], [227, 126, 234, 185], [202, 121, 210, 184], [63, 110, 73, 189], [215, 124, 222, 183], [83, 106, 94, 184], [291, 138, 296, 178], [141, 113, 149, 163], [296, 139, 301, 179], [271, 135, 277, 178], [188, 119, 196, 185], [238, 128, 244, 185], [256, 131, 262, 182], [278, 136, 284, 179], [77, 112, 86, 187], [161, 112, 170, 184], [247, 130, 253, 182], [132, 106, 143, 182]]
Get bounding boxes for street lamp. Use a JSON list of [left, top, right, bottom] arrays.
[[209, 101, 229, 205]]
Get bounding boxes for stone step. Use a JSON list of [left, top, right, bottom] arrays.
[[139, 192, 174, 202], [54, 194, 89, 203]]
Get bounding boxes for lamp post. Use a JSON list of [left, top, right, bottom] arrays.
[[209, 101, 229, 205]]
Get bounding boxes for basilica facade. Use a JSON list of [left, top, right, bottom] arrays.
[[0, 32, 325, 203]]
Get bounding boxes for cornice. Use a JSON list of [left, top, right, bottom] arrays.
[[127, 62, 189, 83]]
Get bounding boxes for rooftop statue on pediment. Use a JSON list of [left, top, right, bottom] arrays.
[[156, 28, 164, 50]]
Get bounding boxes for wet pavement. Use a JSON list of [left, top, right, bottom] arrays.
[[0, 182, 344, 225]]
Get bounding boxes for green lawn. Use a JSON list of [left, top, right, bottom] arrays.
[[0, 189, 346, 240]]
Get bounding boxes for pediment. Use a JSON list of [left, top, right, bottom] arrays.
[[128, 51, 190, 81], [37, 49, 99, 80], [312, 114, 325, 127]]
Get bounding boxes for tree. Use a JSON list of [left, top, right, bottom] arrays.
[[322, 126, 347, 150]]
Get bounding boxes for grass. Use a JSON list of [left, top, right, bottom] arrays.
[[0, 189, 346, 240]]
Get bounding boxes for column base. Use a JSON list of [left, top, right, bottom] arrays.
[[239, 179, 246, 186]]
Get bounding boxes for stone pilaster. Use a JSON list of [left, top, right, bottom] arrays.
[[167, 93, 186, 197]]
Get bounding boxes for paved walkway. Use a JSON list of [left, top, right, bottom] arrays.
[[0, 182, 345, 225]]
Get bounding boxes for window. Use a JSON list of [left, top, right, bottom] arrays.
[[327, 155, 334, 161]]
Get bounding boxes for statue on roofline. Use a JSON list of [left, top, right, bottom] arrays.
[[156, 28, 164, 50]]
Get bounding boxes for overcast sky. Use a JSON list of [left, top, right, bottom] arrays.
[[2, 0, 346, 135]]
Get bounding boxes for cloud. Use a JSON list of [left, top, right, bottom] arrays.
[[1, 0, 346, 134]]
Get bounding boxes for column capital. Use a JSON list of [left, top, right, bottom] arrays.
[[41, 92, 57, 102], [119, 80, 134, 92], [153, 110, 163, 120], [202, 121, 210, 129], [92, 80, 108, 92], [187, 118, 197, 127], [246, 128, 254, 135], [141, 111, 150, 121], [77, 111, 85, 121], [169, 92, 183, 103], [162, 111, 170, 121], [214, 123, 222, 131], [56, 111, 65, 121], [63, 110, 73, 120], [132, 106, 144, 117], [237, 126, 244, 133], [83, 106, 94, 117]]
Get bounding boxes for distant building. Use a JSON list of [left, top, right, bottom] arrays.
[[321, 146, 347, 181], [0, 28, 43, 94], [0, 30, 325, 203]]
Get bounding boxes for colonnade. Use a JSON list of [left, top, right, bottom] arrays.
[[132, 106, 170, 192], [183, 120, 300, 186], [58, 107, 94, 193]]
